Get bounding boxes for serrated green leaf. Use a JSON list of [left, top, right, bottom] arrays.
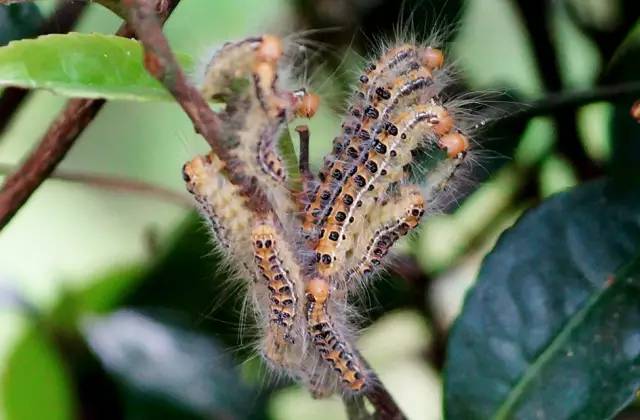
[[0, 33, 194, 101], [444, 179, 640, 420], [0, 3, 43, 46]]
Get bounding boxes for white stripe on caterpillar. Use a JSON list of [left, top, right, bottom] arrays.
[[314, 103, 456, 277], [345, 185, 425, 286]]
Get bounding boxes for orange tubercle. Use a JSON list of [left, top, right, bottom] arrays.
[[306, 277, 329, 303], [296, 92, 320, 118], [631, 100, 640, 123], [422, 47, 444, 70], [439, 132, 470, 158], [257, 34, 283, 64]]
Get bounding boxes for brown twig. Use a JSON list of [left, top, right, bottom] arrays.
[[121, 0, 273, 215], [0, 163, 191, 207], [513, 0, 600, 180], [0, 0, 88, 138], [0, 0, 180, 231], [366, 376, 407, 420]]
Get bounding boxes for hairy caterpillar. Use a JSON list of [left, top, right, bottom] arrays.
[[345, 185, 425, 286], [184, 25, 484, 401]]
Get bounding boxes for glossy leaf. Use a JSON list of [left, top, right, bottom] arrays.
[[0, 33, 193, 101], [0, 3, 43, 46], [444, 180, 640, 420]]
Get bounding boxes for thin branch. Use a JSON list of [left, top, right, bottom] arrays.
[[513, 0, 599, 179], [0, 0, 180, 231], [502, 81, 640, 124], [0, 163, 191, 207], [0, 0, 89, 138], [365, 378, 407, 420], [121, 0, 274, 214]]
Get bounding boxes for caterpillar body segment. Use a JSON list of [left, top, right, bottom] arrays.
[[303, 66, 440, 240], [345, 186, 425, 288], [182, 152, 256, 279], [250, 218, 338, 397], [422, 136, 472, 210], [305, 277, 368, 393], [313, 103, 456, 277], [198, 37, 265, 100], [315, 44, 445, 178], [251, 219, 303, 344]]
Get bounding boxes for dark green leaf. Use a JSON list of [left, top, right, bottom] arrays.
[[444, 179, 640, 420], [123, 215, 248, 353], [0, 3, 43, 46]]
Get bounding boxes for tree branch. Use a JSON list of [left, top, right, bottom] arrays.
[[121, 0, 274, 214], [0, 0, 89, 138], [0, 163, 191, 207], [0, 0, 180, 231], [513, 0, 600, 179]]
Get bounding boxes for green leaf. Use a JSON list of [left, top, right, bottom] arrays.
[[444, 179, 640, 420], [2, 326, 76, 420], [0, 33, 193, 101], [0, 3, 43, 46]]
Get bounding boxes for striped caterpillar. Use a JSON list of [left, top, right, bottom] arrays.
[[184, 30, 482, 401]]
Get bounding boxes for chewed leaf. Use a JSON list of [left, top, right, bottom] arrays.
[[0, 33, 193, 101]]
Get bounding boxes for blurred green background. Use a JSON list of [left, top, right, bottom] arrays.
[[0, 0, 639, 419]]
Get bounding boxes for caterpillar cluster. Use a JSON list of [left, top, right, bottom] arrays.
[[184, 32, 481, 397]]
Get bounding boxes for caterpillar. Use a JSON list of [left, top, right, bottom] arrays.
[[303, 44, 445, 238], [305, 277, 368, 393], [251, 218, 302, 345], [185, 27, 486, 401], [182, 152, 256, 279], [313, 102, 463, 277], [345, 185, 425, 287]]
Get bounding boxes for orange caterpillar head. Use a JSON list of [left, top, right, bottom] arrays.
[[439, 131, 470, 158], [305, 276, 330, 303], [631, 100, 640, 123], [293, 89, 321, 119], [421, 46, 445, 71], [256, 34, 284, 64]]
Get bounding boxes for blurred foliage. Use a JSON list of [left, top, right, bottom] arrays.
[[0, 1, 639, 420], [0, 3, 43, 47]]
